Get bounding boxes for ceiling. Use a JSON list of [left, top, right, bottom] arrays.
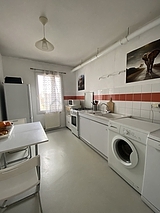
[[0, 0, 160, 69]]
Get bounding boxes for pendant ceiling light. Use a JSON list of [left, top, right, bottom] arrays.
[[35, 16, 54, 52]]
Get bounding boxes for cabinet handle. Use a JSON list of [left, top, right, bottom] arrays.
[[110, 125, 117, 129]]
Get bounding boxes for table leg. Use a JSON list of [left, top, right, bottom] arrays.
[[35, 144, 38, 155], [2, 153, 7, 168]]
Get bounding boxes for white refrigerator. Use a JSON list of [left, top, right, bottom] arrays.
[[3, 83, 33, 123]]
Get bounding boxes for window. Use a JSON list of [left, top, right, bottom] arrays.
[[36, 73, 63, 113]]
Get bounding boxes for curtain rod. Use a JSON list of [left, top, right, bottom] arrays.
[[30, 67, 66, 74]]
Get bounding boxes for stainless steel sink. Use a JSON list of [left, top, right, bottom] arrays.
[[101, 113, 125, 119], [88, 111, 126, 119]]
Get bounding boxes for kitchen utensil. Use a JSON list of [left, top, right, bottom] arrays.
[[93, 105, 97, 111], [107, 98, 114, 112]]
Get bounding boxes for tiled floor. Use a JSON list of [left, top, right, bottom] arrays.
[[1, 128, 154, 213]]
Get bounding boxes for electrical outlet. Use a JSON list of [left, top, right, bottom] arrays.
[[151, 103, 160, 108]]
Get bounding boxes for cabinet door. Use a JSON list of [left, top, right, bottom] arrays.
[[90, 121, 108, 157], [79, 117, 91, 143], [66, 115, 71, 129]]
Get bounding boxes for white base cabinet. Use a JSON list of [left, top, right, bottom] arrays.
[[66, 115, 71, 130], [79, 116, 91, 144], [79, 116, 108, 157], [90, 120, 108, 157]]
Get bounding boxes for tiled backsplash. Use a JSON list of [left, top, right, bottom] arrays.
[[97, 84, 160, 123], [64, 83, 160, 124]]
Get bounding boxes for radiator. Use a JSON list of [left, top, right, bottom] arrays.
[[44, 112, 61, 130]]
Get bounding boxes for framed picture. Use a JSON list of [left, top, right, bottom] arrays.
[[78, 75, 85, 91], [126, 39, 160, 83]]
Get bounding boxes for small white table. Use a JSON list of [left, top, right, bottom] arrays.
[[0, 122, 48, 167]]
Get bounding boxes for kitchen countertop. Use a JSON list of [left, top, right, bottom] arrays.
[[78, 110, 128, 125], [109, 117, 160, 134]]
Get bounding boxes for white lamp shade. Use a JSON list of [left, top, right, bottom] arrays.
[[35, 38, 54, 52]]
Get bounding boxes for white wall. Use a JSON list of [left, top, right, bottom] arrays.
[[2, 56, 75, 127], [75, 24, 160, 123], [1, 24, 160, 124]]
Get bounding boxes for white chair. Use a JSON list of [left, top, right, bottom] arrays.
[[0, 155, 43, 213]]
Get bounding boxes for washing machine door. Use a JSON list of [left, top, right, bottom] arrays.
[[112, 135, 138, 169]]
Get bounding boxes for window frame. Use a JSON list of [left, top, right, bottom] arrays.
[[35, 72, 64, 114]]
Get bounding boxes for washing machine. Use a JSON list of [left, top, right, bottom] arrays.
[[108, 117, 160, 194]]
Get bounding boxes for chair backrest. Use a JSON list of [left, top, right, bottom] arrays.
[[0, 155, 40, 181], [0, 155, 40, 201], [8, 118, 27, 125]]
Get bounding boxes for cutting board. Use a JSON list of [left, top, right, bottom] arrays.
[[107, 98, 114, 113]]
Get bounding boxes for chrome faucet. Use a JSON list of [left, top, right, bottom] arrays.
[[100, 103, 110, 113]]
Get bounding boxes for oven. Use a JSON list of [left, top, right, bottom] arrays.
[[70, 109, 79, 137]]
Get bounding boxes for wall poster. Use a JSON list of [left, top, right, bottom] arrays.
[[126, 39, 160, 83], [78, 74, 85, 91]]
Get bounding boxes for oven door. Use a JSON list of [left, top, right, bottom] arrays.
[[71, 114, 78, 130], [70, 114, 79, 137]]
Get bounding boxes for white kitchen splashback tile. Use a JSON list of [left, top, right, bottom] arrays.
[[118, 87, 126, 94], [125, 108, 133, 116], [142, 84, 152, 93], [126, 101, 133, 109], [100, 88, 109, 95], [133, 101, 141, 109], [118, 101, 126, 108], [98, 89, 102, 95], [108, 88, 114, 94], [114, 87, 120, 94], [134, 85, 142, 93], [151, 111, 160, 124], [132, 109, 141, 117], [125, 86, 133, 93], [118, 107, 126, 114], [141, 102, 151, 110], [151, 83, 160, 92], [140, 110, 150, 120], [114, 101, 119, 113]]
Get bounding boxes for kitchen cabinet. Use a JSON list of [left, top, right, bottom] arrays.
[[66, 115, 71, 130], [79, 114, 108, 158], [90, 120, 108, 157], [79, 116, 91, 144]]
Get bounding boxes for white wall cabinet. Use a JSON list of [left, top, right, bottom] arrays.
[[79, 115, 108, 157]]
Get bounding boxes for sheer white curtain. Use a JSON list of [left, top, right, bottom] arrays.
[[37, 73, 63, 113]]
